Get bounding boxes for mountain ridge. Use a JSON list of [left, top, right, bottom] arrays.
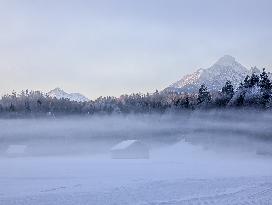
[[47, 88, 89, 102], [164, 55, 261, 93]]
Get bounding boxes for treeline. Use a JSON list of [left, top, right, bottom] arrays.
[[0, 69, 271, 117], [197, 68, 272, 108]]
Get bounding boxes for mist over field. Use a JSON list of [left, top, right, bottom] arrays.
[[1, 111, 272, 205], [1, 110, 272, 157]]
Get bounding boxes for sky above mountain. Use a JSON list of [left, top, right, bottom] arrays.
[[0, 0, 272, 99]]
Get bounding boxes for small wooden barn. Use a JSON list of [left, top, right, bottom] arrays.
[[111, 140, 149, 159]]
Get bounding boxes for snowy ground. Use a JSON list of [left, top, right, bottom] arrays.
[[1, 142, 272, 205]]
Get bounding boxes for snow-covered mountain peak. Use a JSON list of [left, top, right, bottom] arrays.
[[51, 87, 63, 92], [49, 88, 66, 95], [47, 88, 89, 102], [213, 55, 236, 67], [164, 55, 251, 93]]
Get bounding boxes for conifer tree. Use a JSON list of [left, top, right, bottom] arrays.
[[260, 68, 272, 107], [236, 93, 245, 107], [260, 68, 272, 91], [197, 84, 211, 104], [243, 75, 251, 88], [222, 80, 234, 99], [249, 73, 259, 87]]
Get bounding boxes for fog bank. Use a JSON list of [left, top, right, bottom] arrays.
[[0, 110, 271, 157]]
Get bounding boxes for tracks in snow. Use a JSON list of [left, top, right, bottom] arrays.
[[1, 177, 272, 205]]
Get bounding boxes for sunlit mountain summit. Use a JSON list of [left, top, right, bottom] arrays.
[[164, 55, 263, 93], [47, 88, 89, 102]]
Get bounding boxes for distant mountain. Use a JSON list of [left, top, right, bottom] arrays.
[[47, 88, 89, 102], [164, 55, 261, 93]]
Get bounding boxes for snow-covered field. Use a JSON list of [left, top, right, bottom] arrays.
[[1, 142, 272, 205]]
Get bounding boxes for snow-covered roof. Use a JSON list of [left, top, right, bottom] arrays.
[[6, 145, 27, 154], [111, 140, 138, 151]]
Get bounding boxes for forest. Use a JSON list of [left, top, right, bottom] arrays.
[[0, 68, 271, 117]]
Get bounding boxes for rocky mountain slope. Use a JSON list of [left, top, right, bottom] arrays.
[[165, 55, 260, 93], [47, 88, 89, 102]]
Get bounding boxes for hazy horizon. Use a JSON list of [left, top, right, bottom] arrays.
[[1, 0, 272, 99]]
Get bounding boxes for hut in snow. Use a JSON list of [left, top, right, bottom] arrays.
[[111, 140, 149, 159]]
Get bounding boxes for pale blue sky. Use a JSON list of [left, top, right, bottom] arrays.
[[0, 0, 272, 99]]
